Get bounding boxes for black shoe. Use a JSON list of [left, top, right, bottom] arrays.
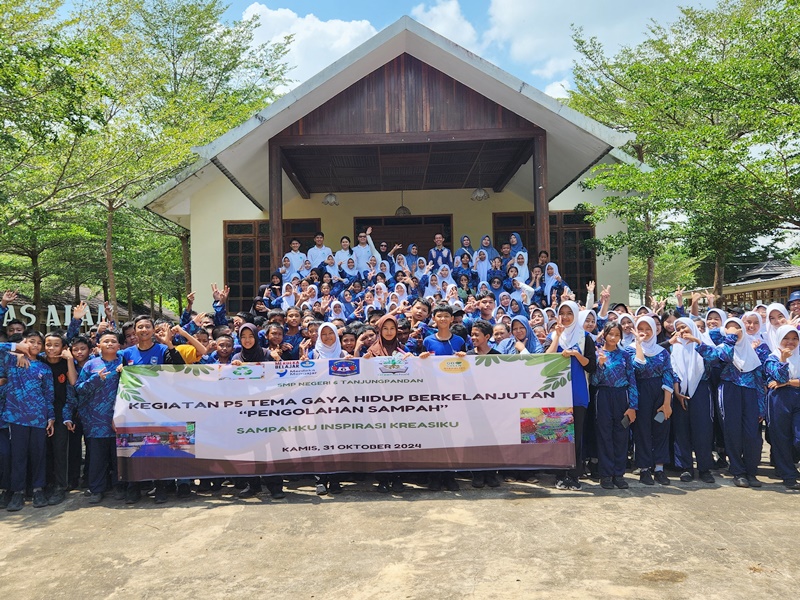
[[733, 476, 750, 488], [196, 480, 213, 493], [699, 471, 715, 484], [88, 492, 103, 504], [237, 484, 258, 498], [154, 487, 168, 504], [6, 491, 24, 512], [315, 483, 328, 496], [165, 481, 177, 494], [588, 462, 600, 481], [328, 481, 343, 494], [746, 475, 762, 488], [485, 472, 501, 488], [176, 483, 192, 498], [0, 490, 13, 510], [639, 469, 654, 486], [391, 479, 405, 493], [471, 472, 485, 488], [600, 477, 614, 490], [613, 476, 629, 489], [32, 489, 48, 508], [654, 471, 671, 486], [376, 481, 390, 493], [113, 486, 126, 501], [269, 487, 286, 499], [714, 456, 729, 469], [125, 487, 142, 504], [679, 471, 694, 482], [783, 479, 800, 490], [48, 488, 67, 505], [428, 475, 442, 492], [443, 476, 460, 492]]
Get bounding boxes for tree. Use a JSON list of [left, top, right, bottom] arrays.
[[569, 0, 797, 302]]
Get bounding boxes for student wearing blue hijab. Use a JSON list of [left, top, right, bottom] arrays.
[[497, 315, 543, 354], [478, 235, 500, 262], [508, 232, 527, 257], [454, 235, 475, 259]]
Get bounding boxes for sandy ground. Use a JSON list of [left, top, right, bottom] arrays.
[[1, 462, 798, 600]]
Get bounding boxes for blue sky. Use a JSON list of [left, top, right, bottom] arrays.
[[214, 0, 719, 96]]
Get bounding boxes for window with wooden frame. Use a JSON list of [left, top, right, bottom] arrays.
[[353, 215, 453, 253], [223, 218, 320, 313], [493, 210, 596, 297]]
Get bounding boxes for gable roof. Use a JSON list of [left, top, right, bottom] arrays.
[[133, 15, 633, 218]]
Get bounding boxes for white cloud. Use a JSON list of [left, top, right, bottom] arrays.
[[410, 0, 483, 54], [243, 3, 377, 92], [484, 0, 718, 83], [543, 79, 571, 99]]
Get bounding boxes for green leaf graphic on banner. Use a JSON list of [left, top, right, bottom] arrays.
[[541, 358, 570, 378], [475, 355, 502, 366]]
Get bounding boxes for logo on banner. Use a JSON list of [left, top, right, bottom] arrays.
[[376, 356, 410, 375], [274, 360, 318, 379], [439, 358, 469, 374], [219, 364, 265, 380], [329, 359, 360, 377]]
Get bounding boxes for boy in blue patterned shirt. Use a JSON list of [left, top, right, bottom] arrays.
[[1, 332, 56, 512]]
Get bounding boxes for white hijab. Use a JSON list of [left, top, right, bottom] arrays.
[[394, 283, 409, 305], [437, 265, 456, 287], [772, 324, 800, 378], [765, 303, 790, 351], [618, 313, 636, 348], [671, 317, 704, 397], [636, 315, 665, 357], [280, 283, 296, 310], [557, 301, 584, 352], [723, 317, 761, 373], [473, 250, 490, 283], [543, 262, 562, 303], [314, 323, 343, 359]]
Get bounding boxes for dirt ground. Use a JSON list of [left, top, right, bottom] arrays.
[[1, 462, 798, 600]]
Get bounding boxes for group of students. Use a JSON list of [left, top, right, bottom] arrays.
[[1, 228, 799, 512]]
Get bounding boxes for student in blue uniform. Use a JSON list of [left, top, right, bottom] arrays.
[[696, 317, 765, 488], [592, 322, 638, 489], [119, 315, 185, 504], [670, 318, 716, 484], [546, 301, 597, 491], [1, 333, 56, 512], [64, 330, 124, 504], [763, 325, 800, 489], [626, 316, 674, 486]]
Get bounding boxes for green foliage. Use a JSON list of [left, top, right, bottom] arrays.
[[569, 0, 799, 295], [628, 242, 699, 296]]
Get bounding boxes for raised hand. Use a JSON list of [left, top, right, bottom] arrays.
[[211, 283, 221, 303], [366, 226, 373, 236], [600, 285, 611, 300], [72, 301, 88, 321], [61, 348, 74, 361], [586, 280, 596, 293], [186, 291, 196, 308], [675, 286, 685, 306], [1, 290, 18, 307], [218, 285, 230, 305]]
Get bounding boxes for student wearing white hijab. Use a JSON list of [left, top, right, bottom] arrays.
[[543, 262, 567, 306], [280, 283, 297, 311], [695, 317, 764, 488], [618, 314, 636, 348], [669, 317, 716, 483], [472, 249, 490, 283], [546, 301, 596, 491], [311, 323, 345, 359], [436, 265, 456, 288], [626, 315, 674, 486], [765, 302, 790, 351], [763, 325, 800, 489]]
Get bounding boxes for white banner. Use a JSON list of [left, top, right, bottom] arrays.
[[114, 354, 575, 480]]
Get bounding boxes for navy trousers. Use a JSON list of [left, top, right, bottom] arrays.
[[634, 377, 671, 468], [87, 437, 117, 494], [718, 382, 761, 477], [595, 387, 630, 477], [672, 380, 715, 473], [0, 427, 11, 490], [9, 423, 47, 492], [766, 387, 800, 481]]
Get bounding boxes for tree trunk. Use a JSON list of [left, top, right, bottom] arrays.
[[126, 278, 133, 320], [32, 252, 43, 329], [713, 251, 725, 307], [149, 288, 155, 319], [102, 279, 109, 302], [177, 289, 183, 315], [180, 233, 191, 294], [643, 212, 654, 306], [158, 294, 162, 317], [105, 202, 119, 318]]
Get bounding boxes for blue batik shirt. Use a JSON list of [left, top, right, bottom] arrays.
[[0, 343, 55, 428], [625, 346, 675, 393], [591, 347, 639, 409], [66, 355, 122, 438]]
